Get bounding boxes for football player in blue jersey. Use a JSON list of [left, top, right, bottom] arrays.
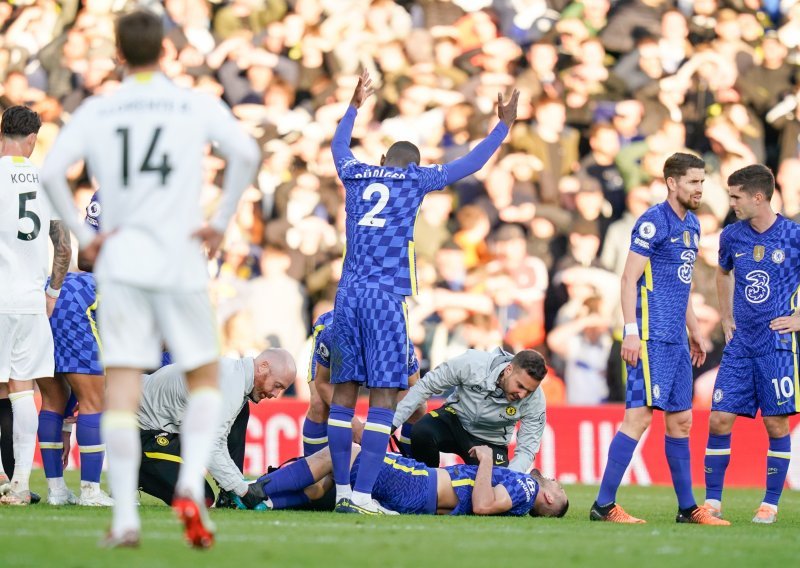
[[702, 164, 800, 524], [301, 309, 423, 458], [240, 444, 568, 518], [326, 70, 519, 514], [36, 191, 113, 506], [590, 153, 728, 526]]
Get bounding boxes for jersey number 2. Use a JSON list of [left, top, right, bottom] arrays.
[[17, 191, 41, 241], [358, 183, 389, 228], [116, 127, 174, 186]]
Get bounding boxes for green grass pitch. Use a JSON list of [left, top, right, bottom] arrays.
[[1, 472, 797, 568]]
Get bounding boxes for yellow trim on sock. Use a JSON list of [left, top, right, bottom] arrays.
[[8, 390, 34, 402], [79, 444, 106, 453], [704, 448, 731, 456], [767, 450, 791, 460], [302, 436, 328, 445], [39, 442, 64, 450], [328, 418, 352, 429]]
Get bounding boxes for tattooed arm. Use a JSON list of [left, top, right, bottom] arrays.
[[47, 220, 72, 316]]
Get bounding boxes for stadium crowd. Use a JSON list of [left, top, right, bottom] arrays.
[[2, 0, 799, 407]]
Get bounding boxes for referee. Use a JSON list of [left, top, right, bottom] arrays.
[[137, 349, 295, 505], [393, 348, 547, 472]]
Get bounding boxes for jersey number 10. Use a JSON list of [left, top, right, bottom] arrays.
[[116, 127, 174, 186]]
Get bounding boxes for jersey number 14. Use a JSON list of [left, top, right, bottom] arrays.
[[116, 127, 174, 186]]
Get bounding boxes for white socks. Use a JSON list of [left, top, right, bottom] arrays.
[[101, 411, 141, 535], [336, 484, 352, 503], [175, 387, 221, 503], [10, 390, 37, 492], [351, 491, 373, 507]]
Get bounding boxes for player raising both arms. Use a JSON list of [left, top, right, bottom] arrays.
[[327, 69, 518, 514], [41, 11, 259, 548], [590, 153, 728, 526], [703, 165, 800, 524]]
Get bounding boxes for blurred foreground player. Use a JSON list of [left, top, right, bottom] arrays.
[[590, 153, 727, 525], [703, 165, 800, 524], [328, 69, 519, 514], [41, 10, 259, 547]]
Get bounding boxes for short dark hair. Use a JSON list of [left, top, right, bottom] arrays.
[[511, 350, 547, 381], [1, 105, 41, 138], [116, 10, 163, 67], [554, 499, 569, 518], [727, 164, 775, 200], [385, 141, 420, 166], [662, 152, 705, 183]]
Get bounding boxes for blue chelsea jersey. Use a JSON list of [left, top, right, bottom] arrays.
[[719, 215, 800, 357], [629, 202, 701, 344]]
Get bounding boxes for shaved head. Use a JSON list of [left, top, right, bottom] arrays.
[[383, 141, 421, 168], [250, 348, 297, 402]]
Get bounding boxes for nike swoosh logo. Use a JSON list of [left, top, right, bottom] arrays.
[[735, 253, 746, 258], [670, 237, 680, 243], [777, 400, 789, 406], [495, 460, 505, 465]]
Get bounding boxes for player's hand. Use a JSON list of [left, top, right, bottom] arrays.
[[688, 333, 707, 368], [192, 225, 225, 258], [46, 294, 57, 318], [620, 334, 642, 367], [468, 445, 493, 463], [721, 317, 736, 343], [770, 312, 800, 334], [497, 89, 520, 128], [351, 417, 365, 445], [239, 480, 267, 509], [349, 69, 375, 110], [61, 427, 73, 468]]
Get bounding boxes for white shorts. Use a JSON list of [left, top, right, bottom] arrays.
[[97, 282, 218, 372], [0, 313, 55, 382]]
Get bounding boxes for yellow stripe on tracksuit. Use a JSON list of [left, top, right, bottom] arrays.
[[86, 296, 103, 358], [307, 323, 326, 383], [639, 260, 654, 405], [144, 452, 182, 464], [791, 285, 800, 410], [641, 340, 652, 407], [383, 456, 429, 476]]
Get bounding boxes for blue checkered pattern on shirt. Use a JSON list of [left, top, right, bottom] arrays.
[[336, 159, 448, 297], [444, 464, 539, 516], [49, 272, 102, 375]]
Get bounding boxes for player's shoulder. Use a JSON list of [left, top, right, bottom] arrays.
[[685, 210, 701, 230], [720, 219, 745, 241], [313, 310, 334, 329]]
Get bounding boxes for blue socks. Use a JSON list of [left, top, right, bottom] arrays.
[[38, 410, 64, 479], [764, 435, 791, 506], [596, 431, 638, 506], [260, 458, 314, 495], [77, 413, 104, 483], [396, 422, 413, 456], [704, 433, 731, 502], [353, 407, 394, 496], [268, 490, 311, 510], [302, 418, 328, 457], [665, 436, 696, 510], [327, 405, 355, 487]]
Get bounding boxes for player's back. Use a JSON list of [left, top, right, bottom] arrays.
[[0, 156, 51, 313], [67, 73, 225, 290], [721, 215, 800, 356], [630, 201, 700, 343], [337, 160, 447, 296]]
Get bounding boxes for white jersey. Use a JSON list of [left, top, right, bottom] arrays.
[[0, 156, 51, 313], [41, 72, 260, 291]]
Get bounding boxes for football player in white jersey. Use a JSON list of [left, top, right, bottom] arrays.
[[0, 105, 72, 505], [41, 11, 260, 548]]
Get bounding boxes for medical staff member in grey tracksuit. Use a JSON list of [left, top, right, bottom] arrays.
[[392, 348, 547, 472]]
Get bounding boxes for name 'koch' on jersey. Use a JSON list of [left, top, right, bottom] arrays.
[[336, 159, 448, 297], [719, 215, 800, 357], [629, 202, 700, 344]]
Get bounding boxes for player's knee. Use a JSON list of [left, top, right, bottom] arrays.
[[708, 411, 735, 435], [763, 416, 790, 438], [666, 414, 692, 438], [622, 409, 651, 436], [307, 395, 329, 423]]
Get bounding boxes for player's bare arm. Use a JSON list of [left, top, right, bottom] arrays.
[[685, 301, 707, 367], [469, 445, 512, 515], [619, 251, 649, 366], [716, 266, 736, 343], [46, 220, 72, 316], [349, 69, 375, 110]]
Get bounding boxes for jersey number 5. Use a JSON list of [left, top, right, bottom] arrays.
[[358, 183, 389, 228], [116, 127, 174, 186], [17, 191, 41, 241]]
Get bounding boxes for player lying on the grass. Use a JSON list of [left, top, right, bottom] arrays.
[[702, 164, 800, 525], [136, 349, 295, 506], [239, 443, 568, 517], [392, 348, 546, 472], [301, 309, 425, 458]]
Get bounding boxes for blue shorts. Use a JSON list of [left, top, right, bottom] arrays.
[[350, 452, 438, 514], [626, 340, 691, 412], [712, 351, 799, 417], [49, 273, 103, 376], [331, 287, 410, 389]]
